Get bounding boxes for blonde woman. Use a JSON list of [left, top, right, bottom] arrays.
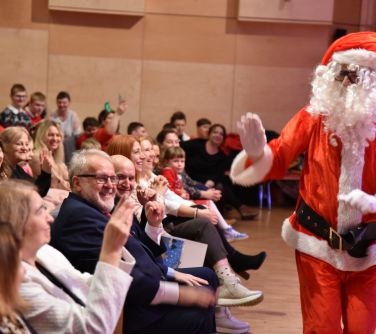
[[30, 120, 70, 191], [0, 127, 51, 196], [0, 180, 135, 334]]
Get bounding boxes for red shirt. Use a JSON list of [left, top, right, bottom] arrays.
[[93, 128, 113, 152]]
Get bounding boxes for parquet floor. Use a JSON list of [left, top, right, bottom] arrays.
[[227, 206, 302, 334]]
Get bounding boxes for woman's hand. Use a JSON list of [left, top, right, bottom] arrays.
[[40, 148, 53, 174], [99, 196, 134, 266], [150, 175, 169, 195], [136, 186, 157, 205], [201, 188, 222, 201], [197, 208, 218, 225], [174, 271, 209, 286]]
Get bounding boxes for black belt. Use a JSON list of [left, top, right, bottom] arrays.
[[296, 199, 367, 252], [297, 199, 375, 257]]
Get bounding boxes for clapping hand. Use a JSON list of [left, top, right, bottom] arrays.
[[40, 148, 53, 174], [136, 186, 157, 205], [150, 175, 169, 195]]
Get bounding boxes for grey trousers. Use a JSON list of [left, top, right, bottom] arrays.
[[164, 217, 228, 267]]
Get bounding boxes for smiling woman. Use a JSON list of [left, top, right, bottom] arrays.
[[30, 120, 70, 191], [0, 127, 51, 196], [0, 179, 135, 334]]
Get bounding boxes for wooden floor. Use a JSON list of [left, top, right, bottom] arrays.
[[227, 206, 302, 334]]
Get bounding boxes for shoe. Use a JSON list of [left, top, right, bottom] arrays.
[[228, 251, 267, 273], [239, 205, 258, 220], [217, 276, 263, 307], [223, 227, 249, 242], [215, 306, 250, 334]]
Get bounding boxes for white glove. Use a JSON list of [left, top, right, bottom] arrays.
[[237, 112, 267, 162], [338, 189, 376, 214]]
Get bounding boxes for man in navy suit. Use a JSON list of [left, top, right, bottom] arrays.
[[50, 149, 218, 334]]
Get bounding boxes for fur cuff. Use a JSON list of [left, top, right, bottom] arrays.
[[333, 49, 376, 70], [281, 219, 376, 272], [230, 145, 273, 186]]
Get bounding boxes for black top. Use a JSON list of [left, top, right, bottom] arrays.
[[181, 138, 227, 184], [12, 165, 51, 197]]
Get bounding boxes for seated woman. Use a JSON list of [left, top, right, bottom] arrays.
[[30, 120, 70, 191], [0, 180, 135, 334], [0, 222, 37, 334], [107, 135, 266, 306], [0, 127, 51, 196], [161, 146, 249, 242], [181, 124, 258, 220]]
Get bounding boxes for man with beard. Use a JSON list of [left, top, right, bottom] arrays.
[[230, 32, 376, 333], [50, 149, 218, 334]]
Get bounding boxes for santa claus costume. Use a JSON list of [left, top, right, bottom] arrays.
[[231, 32, 376, 334]]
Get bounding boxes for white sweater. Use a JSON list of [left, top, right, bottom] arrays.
[[20, 244, 135, 334]]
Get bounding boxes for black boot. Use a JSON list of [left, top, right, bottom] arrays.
[[228, 251, 267, 274]]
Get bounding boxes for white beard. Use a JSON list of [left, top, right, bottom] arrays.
[[308, 61, 376, 232]]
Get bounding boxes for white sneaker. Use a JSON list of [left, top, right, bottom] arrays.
[[218, 276, 263, 307], [216, 307, 250, 334], [223, 227, 249, 242]]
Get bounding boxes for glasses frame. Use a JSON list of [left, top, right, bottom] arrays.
[[77, 174, 119, 185], [335, 68, 359, 85]]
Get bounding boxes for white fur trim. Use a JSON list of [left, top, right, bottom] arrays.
[[332, 49, 376, 70], [282, 219, 376, 271], [229, 146, 273, 186]]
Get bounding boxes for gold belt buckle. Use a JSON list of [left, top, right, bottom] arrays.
[[329, 227, 342, 251]]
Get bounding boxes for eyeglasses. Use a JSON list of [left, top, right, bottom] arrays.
[[117, 174, 135, 182], [335, 69, 359, 84], [77, 174, 119, 184]]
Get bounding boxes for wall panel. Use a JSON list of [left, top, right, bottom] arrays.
[[47, 54, 142, 133], [141, 60, 234, 136], [0, 27, 48, 109]]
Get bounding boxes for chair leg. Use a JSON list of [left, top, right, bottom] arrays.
[[258, 184, 264, 209], [267, 181, 272, 210]]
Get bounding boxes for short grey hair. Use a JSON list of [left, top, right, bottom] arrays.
[[68, 149, 112, 187]]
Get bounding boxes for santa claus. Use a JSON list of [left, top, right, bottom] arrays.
[[230, 32, 376, 333]]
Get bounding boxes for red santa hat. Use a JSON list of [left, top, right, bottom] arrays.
[[321, 31, 376, 70]]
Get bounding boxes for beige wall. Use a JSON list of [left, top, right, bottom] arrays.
[[0, 0, 362, 136]]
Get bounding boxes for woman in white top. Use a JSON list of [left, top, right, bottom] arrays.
[[0, 180, 135, 334]]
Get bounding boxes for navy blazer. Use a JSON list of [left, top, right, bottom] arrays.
[[50, 192, 171, 333]]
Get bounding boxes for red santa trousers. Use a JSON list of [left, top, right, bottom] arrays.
[[295, 251, 376, 334]]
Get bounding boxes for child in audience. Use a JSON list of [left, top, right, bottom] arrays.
[[25, 92, 47, 126], [80, 137, 101, 150], [161, 146, 248, 242], [76, 117, 99, 149]]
